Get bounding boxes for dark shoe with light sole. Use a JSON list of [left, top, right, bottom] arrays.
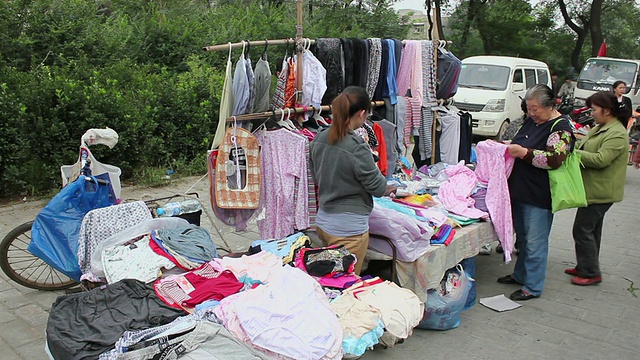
[[564, 267, 578, 276], [509, 289, 538, 301], [571, 276, 602, 286], [497, 274, 521, 285]]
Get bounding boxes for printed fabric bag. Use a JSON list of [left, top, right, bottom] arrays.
[[548, 118, 587, 213]]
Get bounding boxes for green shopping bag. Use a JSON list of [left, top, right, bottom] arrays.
[[548, 151, 587, 213]]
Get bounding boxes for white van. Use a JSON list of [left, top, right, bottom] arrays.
[[454, 56, 552, 138], [574, 56, 640, 110]]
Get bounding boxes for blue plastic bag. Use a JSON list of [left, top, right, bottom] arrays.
[[460, 257, 477, 310], [417, 264, 474, 330], [28, 175, 115, 281]]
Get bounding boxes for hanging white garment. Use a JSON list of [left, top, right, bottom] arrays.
[[301, 50, 327, 109]]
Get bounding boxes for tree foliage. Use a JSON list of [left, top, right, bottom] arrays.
[[447, 0, 640, 77], [0, 0, 407, 197]]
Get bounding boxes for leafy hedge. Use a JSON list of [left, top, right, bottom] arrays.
[[0, 0, 406, 197]]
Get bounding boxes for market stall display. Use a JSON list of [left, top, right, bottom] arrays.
[[36, 2, 524, 357]]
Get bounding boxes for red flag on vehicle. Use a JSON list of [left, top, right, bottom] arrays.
[[597, 40, 607, 57]]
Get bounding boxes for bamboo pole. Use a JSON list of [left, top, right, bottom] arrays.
[[204, 39, 450, 53], [202, 39, 302, 52], [225, 101, 386, 123], [295, 0, 304, 124]]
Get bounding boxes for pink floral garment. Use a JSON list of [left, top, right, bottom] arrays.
[[255, 129, 310, 239], [438, 164, 489, 220], [474, 141, 516, 262]]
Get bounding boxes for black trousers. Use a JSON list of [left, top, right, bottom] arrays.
[[572, 203, 613, 278]]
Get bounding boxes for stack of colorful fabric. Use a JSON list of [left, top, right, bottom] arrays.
[[149, 225, 218, 270], [295, 245, 359, 289], [430, 224, 456, 246]]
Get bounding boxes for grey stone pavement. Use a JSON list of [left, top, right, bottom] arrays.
[[1, 169, 639, 359]]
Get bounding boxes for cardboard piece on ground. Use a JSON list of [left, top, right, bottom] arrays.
[[479, 294, 522, 312]]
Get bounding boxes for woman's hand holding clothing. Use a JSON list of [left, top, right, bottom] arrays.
[[507, 144, 527, 159], [384, 185, 398, 197]]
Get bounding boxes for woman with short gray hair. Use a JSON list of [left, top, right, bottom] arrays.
[[497, 84, 576, 301]]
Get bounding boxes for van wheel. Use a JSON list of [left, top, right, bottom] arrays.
[[496, 120, 510, 140]]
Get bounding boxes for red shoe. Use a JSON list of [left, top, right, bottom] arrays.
[[564, 268, 578, 276], [571, 276, 602, 286]]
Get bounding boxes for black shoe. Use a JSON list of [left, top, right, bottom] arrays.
[[497, 274, 520, 285], [496, 244, 504, 254], [509, 289, 537, 301]]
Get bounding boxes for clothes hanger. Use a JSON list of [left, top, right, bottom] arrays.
[[276, 108, 292, 130], [284, 108, 297, 131], [262, 39, 268, 61], [311, 107, 324, 125], [244, 39, 251, 61], [316, 107, 329, 126], [227, 42, 232, 63], [240, 41, 246, 59]]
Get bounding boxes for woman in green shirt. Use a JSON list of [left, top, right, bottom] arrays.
[[566, 91, 630, 286]]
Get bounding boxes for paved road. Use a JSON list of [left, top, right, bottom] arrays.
[[1, 170, 639, 359]]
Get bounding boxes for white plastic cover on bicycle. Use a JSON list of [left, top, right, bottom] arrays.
[[60, 128, 122, 199]]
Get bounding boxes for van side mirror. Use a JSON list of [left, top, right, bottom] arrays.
[[512, 83, 525, 92]]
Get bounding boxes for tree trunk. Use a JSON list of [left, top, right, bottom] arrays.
[[434, 0, 445, 40], [459, 0, 478, 58], [572, 30, 588, 71], [480, 33, 491, 54], [589, 0, 604, 57], [558, 0, 589, 70]]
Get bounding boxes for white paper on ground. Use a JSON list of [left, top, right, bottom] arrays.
[[479, 294, 522, 312]]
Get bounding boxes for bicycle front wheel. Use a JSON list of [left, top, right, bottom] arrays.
[[0, 221, 77, 290]]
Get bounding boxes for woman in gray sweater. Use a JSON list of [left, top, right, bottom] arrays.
[[309, 86, 396, 274]]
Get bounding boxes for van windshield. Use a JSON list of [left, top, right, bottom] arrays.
[[459, 64, 510, 91], [577, 59, 637, 93]]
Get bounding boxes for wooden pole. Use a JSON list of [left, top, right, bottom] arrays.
[[225, 101, 386, 123], [295, 0, 304, 124], [204, 39, 447, 53], [203, 39, 301, 52]]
